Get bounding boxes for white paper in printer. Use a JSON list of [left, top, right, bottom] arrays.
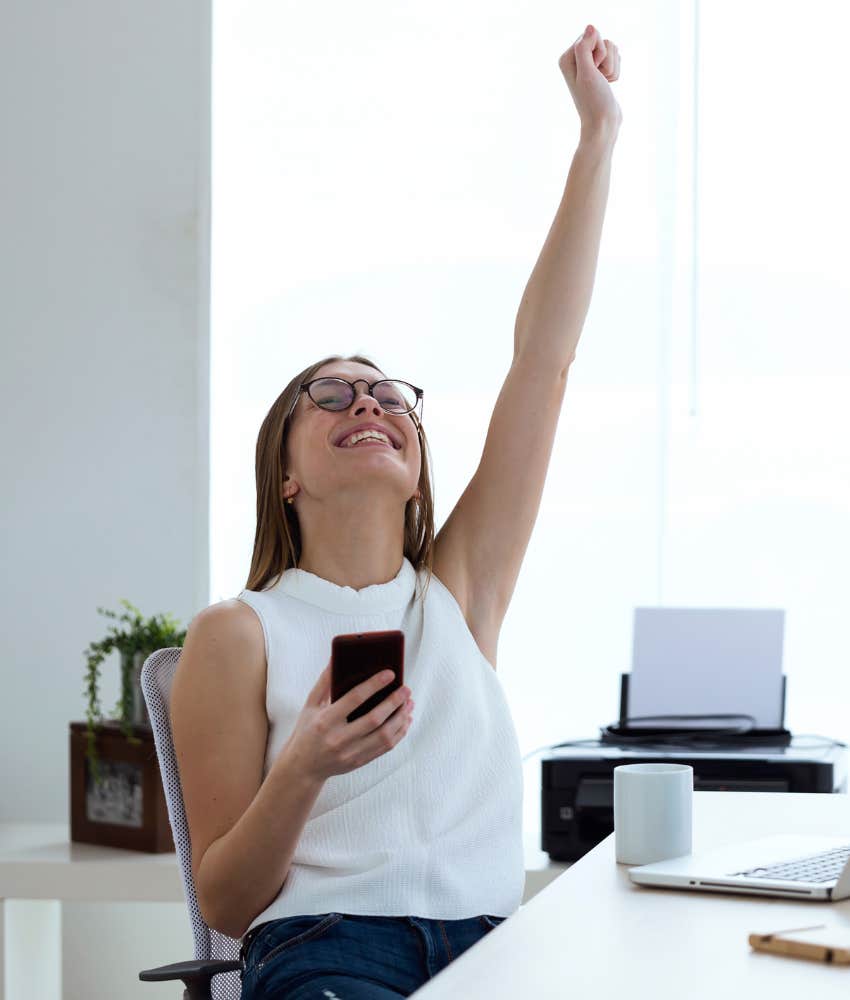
[[627, 608, 785, 730]]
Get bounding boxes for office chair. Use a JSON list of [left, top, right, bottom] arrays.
[[138, 647, 244, 1000]]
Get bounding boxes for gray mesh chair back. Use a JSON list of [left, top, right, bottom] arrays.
[[140, 647, 244, 1000]]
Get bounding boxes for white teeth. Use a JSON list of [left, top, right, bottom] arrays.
[[340, 429, 394, 448]]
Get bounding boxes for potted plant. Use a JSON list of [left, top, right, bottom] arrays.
[[82, 599, 187, 790]]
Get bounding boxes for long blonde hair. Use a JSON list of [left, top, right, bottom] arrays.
[[244, 354, 435, 600]]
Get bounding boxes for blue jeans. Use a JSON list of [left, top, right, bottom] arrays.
[[238, 911, 508, 999]]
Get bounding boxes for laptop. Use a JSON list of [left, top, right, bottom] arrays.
[[628, 834, 850, 900]]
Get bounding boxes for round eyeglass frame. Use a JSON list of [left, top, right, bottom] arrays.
[[285, 377, 424, 426]]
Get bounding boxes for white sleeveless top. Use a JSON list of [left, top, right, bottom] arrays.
[[236, 556, 525, 930]]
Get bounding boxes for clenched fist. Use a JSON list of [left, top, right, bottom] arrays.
[[558, 24, 622, 139]]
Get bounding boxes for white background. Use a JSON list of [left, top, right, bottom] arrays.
[[210, 0, 850, 836]]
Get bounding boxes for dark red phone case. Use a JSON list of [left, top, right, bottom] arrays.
[[331, 630, 405, 723]]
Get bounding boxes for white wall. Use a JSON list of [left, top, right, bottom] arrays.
[[1, 1, 210, 995]]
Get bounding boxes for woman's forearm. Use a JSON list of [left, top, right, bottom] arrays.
[[513, 130, 617, 372], [197, 742, 326, 939]]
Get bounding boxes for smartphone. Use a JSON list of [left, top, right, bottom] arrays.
[[331, 629, 405, 724]]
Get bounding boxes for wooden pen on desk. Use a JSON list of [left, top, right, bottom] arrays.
[[749, 924, 850, 965]]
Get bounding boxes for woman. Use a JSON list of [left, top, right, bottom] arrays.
[[171, 23, 621, 1000]]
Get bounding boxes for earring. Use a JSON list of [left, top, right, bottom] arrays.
[[285, 497, 294, 505]]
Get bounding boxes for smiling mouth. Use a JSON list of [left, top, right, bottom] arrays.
[[336, 440, 396, 450]]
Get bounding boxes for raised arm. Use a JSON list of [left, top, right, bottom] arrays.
[[514, 23, 621, 371], [432, 25, 622, 645]]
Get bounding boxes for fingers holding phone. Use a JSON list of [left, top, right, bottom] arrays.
[[286, 645, 414, 783], [334, 665, 414, 763]]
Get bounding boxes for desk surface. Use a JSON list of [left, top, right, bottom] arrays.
[[412, 791, 850, 999], [6, 796, 849, 997]]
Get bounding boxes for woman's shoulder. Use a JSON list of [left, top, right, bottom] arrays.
[[191, 599, 265, 644]]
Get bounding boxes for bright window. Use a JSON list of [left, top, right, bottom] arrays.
[[212, 2, 850, 832]]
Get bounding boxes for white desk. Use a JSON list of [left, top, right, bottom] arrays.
[[0, 824, 565, 1000], [412, 791, 850, 998]]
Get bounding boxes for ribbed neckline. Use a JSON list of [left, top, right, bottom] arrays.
[[272, 556, 417, 614]]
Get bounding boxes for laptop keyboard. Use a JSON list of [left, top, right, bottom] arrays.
[[728, 844, 850, 883]]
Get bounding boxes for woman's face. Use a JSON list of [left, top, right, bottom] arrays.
[[284, 362, 422, 505]]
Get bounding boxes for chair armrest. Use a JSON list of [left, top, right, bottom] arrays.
[[139, 958, 243, 1000]]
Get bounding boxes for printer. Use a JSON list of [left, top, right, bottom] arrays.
[[540, 607, 849, 861], [540, 608, 850, 860], [541, 738, 847, 862]]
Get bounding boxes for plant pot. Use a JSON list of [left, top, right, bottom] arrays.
[[69, 720, 174, 852], [122, 649, 151, 727]]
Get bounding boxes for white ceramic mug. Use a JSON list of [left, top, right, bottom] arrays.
[[614, 762, 693, 865]]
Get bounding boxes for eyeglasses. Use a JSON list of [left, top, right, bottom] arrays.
[[285, 377, 424, 425]]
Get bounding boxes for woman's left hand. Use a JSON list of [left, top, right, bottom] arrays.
[[558, 24, 622, 139]]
